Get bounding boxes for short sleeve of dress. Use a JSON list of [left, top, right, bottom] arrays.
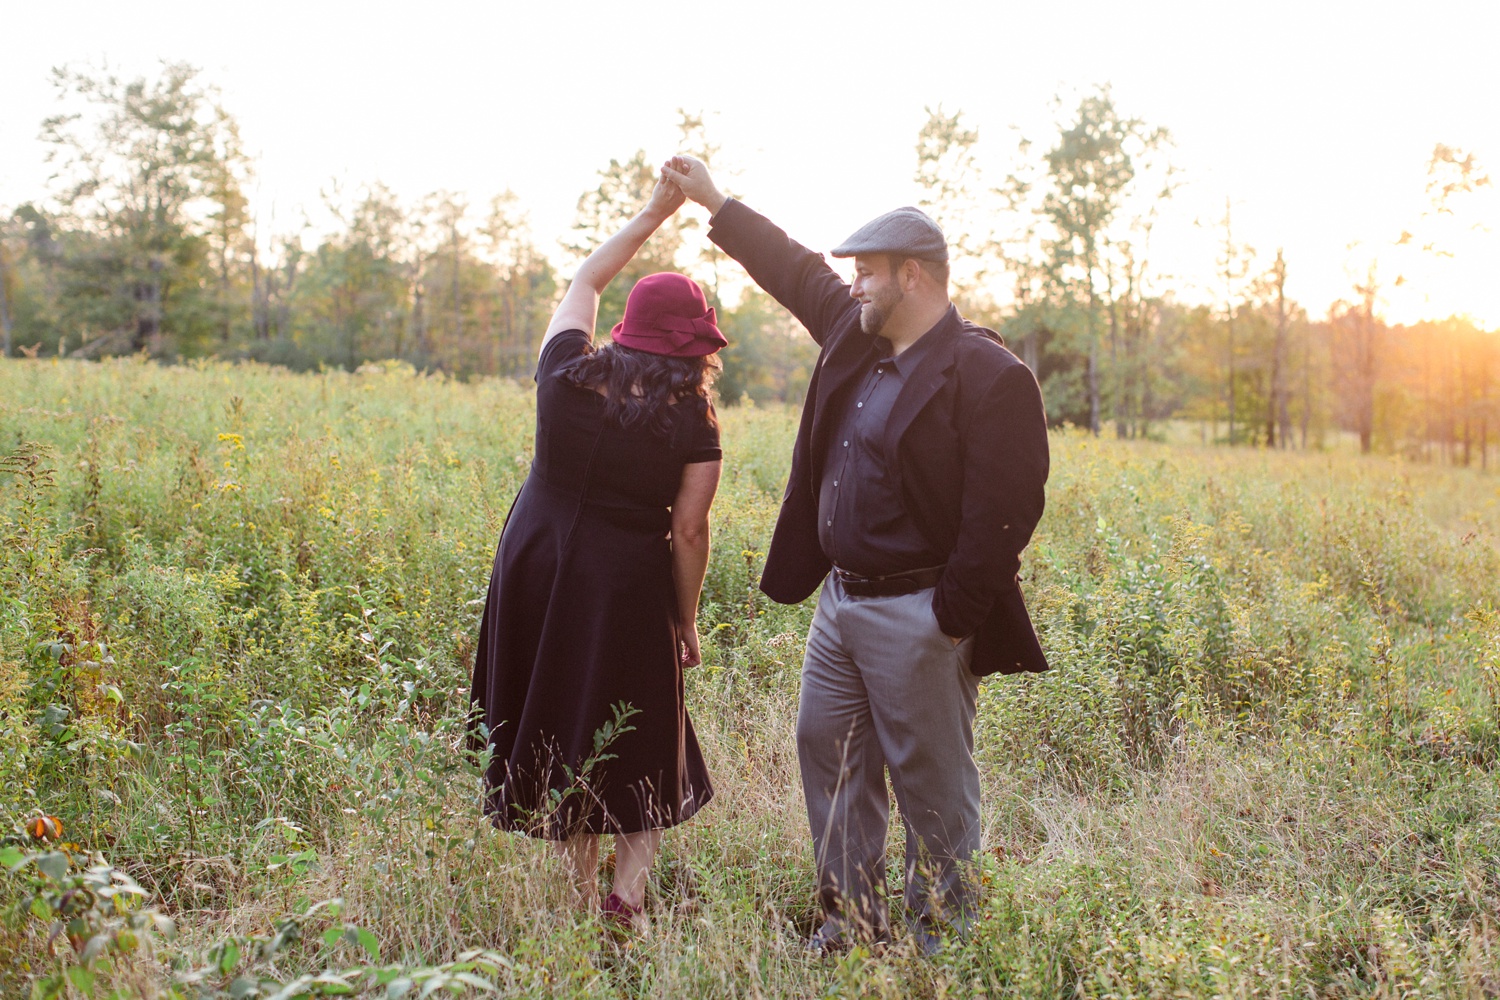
[[685, 402, 722, 464], [535, 330, 591, 382]]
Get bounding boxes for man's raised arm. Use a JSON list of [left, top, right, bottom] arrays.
[[663, 156, 855, 346]]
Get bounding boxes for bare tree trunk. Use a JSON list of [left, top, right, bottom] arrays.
[[250, 242, 271, 341], [1227, 305, 1237, 446], [1107, 265, 1125, 439], [1422, 331, 1433, 461], [1137, 297, 1154, 439], [1122, 265, 1144, 439], [1357, 289, 1376, 454], [451, 219, 463, 372], [1462, 358, 1473, 466], [134, 257, 166, 354], [1224, 199, 1237, 447], [0, 243, 12, 358], [1086, 257, 1101, 436], [1484, 346, 1493, 472], [1087, 338, 1100, 436], [413, 281, 428, 368], [1269, 250, 1289, 448], [219, 227, 232, 344], [1300, 318, 1311, 449]]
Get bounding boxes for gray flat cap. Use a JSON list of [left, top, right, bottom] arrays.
[[830, 206, 948, 262]]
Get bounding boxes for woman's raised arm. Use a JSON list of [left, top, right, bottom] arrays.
[[540, 173, 686, 353]]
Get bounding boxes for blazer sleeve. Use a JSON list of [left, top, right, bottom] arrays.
[[707, 199, 858, 347], [932, 359, 1050, 640]]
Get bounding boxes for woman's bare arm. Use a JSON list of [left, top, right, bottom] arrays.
[[540, 174, 686, 353], [670, 459, 721, 667]]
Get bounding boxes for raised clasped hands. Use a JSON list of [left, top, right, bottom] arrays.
[[644, 169, 687, 222], [662, 155, 727, 215]]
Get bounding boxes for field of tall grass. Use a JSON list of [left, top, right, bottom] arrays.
[[3, 355, 1499, 998]]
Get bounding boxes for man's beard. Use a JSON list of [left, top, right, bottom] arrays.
[[858, 287, 903, 336]]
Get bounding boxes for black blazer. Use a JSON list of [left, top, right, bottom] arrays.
[[709, 199, 1050, 676]]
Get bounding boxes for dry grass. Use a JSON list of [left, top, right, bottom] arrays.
[[3, 356, 1499, 997]]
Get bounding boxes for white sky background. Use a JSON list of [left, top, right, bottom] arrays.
[[2, 0, 1497, 327]]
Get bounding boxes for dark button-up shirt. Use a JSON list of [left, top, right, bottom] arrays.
[[818, 328, 947, 577]]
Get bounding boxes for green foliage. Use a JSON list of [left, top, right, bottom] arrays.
[[711, 290, 819, 407], [33, 62, 249, 358], [168, 897, 514, 999], [2, 841, 174, 999], [2, 357, 1499, 996]]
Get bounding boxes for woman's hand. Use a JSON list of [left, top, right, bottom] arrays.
[[643, 173, 686, 224], [679, 621, 703, 668]]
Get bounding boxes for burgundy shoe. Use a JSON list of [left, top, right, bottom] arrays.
[[600, 892, 643, 932]]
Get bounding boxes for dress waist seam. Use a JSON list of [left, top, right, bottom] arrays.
[[529, 470, 669, 515]]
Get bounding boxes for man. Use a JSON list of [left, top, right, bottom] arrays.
[[663, 156, 1050, 953]]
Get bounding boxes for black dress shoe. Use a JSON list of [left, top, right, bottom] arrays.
[[909, 920, 945, 957], [806, 919, 892, 957], [804, 920, 848, 957]]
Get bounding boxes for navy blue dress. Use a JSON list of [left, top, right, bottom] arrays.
[[470, 331, 719, 838]]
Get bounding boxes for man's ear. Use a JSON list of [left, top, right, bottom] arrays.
[[900, 257, 923, 292]]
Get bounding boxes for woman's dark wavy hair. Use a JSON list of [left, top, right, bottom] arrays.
[[559, 342, 721, 437]]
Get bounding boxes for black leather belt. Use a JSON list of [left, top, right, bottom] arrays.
[[833, 565, 945, 598]]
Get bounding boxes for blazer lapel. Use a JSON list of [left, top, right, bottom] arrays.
[[882, 309, 961, 481]]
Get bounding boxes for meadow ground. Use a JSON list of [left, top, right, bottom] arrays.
[[2, 356, 1499, 998]]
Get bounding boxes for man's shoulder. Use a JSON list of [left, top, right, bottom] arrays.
[[953, 318, 1025, 373]]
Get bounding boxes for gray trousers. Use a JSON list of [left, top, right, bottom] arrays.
[[797, 573, 982, 935]]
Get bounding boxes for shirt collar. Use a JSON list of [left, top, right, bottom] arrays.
[[878, 315, 945, 376]]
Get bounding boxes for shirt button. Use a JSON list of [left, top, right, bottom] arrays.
[[826, 519, 832, 526], [843, 441, 849, 447], [833, 480, 839, 486], [856, 402, 863, 408]]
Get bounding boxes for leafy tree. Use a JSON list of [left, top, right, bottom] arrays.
[[292, 184, 411, 369], [0, 221, 16, 357], [1328, 267, 1384, 454], [480, 192, 557, 375], [1213, 199, 1256, 444], [1004, 87, 1173, 434], [201, 109, 254, 345], [913, 106, 1000, 318], [1263, 251, 1295, 448], [715, 289, 820, 405], [38, 61, 247, 355]]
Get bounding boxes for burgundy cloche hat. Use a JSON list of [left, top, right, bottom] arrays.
[[610, 273, 727, 358]]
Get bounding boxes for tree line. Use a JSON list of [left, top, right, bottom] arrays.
[[1, 64, 1494, 463]]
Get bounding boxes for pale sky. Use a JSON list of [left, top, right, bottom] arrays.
[[3, 0, 1498, 327]]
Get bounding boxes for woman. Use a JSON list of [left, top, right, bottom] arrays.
[[469, 171, 723, 931]]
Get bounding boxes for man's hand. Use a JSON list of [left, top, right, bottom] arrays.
[[662, 155, 728, 216], [643, 172, 686, 223]]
